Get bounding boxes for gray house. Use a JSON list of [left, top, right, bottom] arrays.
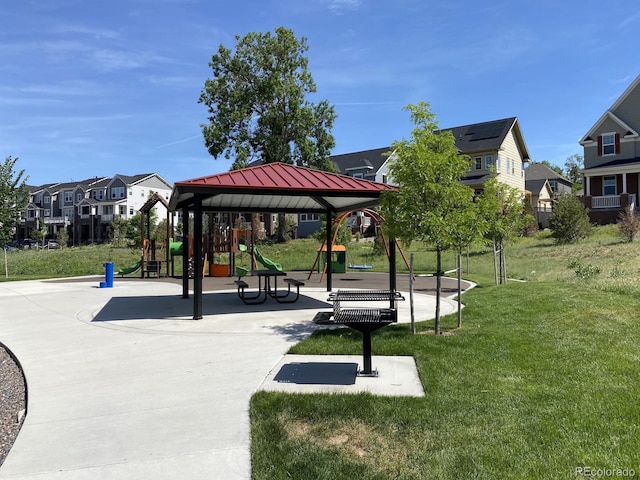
[[19, 173, 172, 244], [580, 74, 640, 224]]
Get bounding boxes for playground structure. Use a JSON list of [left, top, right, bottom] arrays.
[[308, 208, 411, 282], [133, 196, 278, 280]]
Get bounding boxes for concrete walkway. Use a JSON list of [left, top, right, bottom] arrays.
[[0, 277, 462, 479]]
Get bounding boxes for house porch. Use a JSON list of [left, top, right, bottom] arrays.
[[582, 171, 639, 224]]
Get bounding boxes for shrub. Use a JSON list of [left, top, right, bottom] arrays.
[[574, 262, 601, 279], [617, 205, 640, 242], [548, 194, 592, 244]]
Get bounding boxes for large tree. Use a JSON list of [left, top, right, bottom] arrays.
[[380, 102, 478, 334], [0, 156, 29, 247], [564, 153, 584, 186], [199, 27, 337, 242]]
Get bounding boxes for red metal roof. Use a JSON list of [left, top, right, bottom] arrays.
[[175, 162, 395, 193], [170, 162, 396, 213]]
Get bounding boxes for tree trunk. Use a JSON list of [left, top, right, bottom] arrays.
[[492, 238, 499, 286], [277, 212, 286, 243], [501, 239, 507, 284], [457, 249, 462, 328], [435, 247, 442, 335], [251, 213, 260, 269]]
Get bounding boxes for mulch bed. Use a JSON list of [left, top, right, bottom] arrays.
[[0, 344, 26, 467]]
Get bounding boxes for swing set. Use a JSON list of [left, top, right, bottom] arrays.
[[307, 208, 411, 282]]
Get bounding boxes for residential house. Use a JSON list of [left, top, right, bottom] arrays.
[[18, 173, 172, 244], [326, 147, 393, 237], [525, 162, 573, 228], [579, 74, 640, 224], [326, 117, 532, 236], [441, 117, 531, 194]]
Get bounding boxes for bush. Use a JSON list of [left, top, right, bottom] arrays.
[[617, 205, 640, 242], [549, 194, 592, 244]]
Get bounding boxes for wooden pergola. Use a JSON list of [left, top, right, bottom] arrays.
[[168, 162, 398, 320]]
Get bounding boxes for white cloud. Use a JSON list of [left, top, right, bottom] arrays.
[[321, 0, 362, 13]]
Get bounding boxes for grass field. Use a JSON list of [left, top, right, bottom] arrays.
[[249, 227, 640, 479]]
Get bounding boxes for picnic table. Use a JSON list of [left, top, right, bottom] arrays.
[[234, 269, 305, 305]]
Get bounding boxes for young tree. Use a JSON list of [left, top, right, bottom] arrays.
[[56, 227, 69, 248], [548, 194, 592, 244], [617, 205, 640, 242], [199, 27, 337, 242], [0, 156, 29, 247], [477, 175, 527, 285], [380, 102, 477, 334]]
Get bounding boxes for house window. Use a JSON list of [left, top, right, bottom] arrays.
[[496, 155, 502, 170], [111, 187, 124, 199], [65, 192, 73, 203], [119, 206, 126, 215], [507, 159, 512, 174], [129, 207, 134, 215], [141, 190, 145, 197], [474, 157, 482, 170], [549, 180, 556, 192], [352, 173, 364, 179], [76, 193, 83, 202], [300, 214, 320, 222], [44, 195, 50, 204], [602, 134, 615, 155], [485, 155, 493, 169], [382, 174, 388, 183], [603, 176, 617, 196], [44, 209, 50, 217]]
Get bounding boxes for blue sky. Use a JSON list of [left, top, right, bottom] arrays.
[[2, 0, 639, 187]]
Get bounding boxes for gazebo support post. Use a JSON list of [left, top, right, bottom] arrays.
[[326, 208, 332, 292], [389, 238, 397, 308], [193, 198, 203, 320], [181, 205, 189, 299]]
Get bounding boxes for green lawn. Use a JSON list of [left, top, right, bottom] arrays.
[[250, 229, 640, 479], [251, 282, 640, 479]]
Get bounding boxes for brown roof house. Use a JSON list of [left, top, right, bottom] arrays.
[[331, 117, 531, 195], [442, 117, 531, 194], [580, 74, 640, 224]]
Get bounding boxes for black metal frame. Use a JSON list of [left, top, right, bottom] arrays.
[[324, 289, 405, 376]]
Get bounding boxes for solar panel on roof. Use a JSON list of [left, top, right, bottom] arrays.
[[469, 121, 507, 141]]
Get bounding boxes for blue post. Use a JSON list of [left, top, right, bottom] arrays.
[[100, 262, 114, 288]]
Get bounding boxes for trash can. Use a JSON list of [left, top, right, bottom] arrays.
[[100, 262, 114, 288]]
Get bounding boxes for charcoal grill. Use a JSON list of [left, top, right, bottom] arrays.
[[316, 289, 405, 376]]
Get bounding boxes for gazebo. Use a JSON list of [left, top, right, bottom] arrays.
[[168, 162, 398, 319]]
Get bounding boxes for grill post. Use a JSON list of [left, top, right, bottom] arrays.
[[362, 330, 373, 375]]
